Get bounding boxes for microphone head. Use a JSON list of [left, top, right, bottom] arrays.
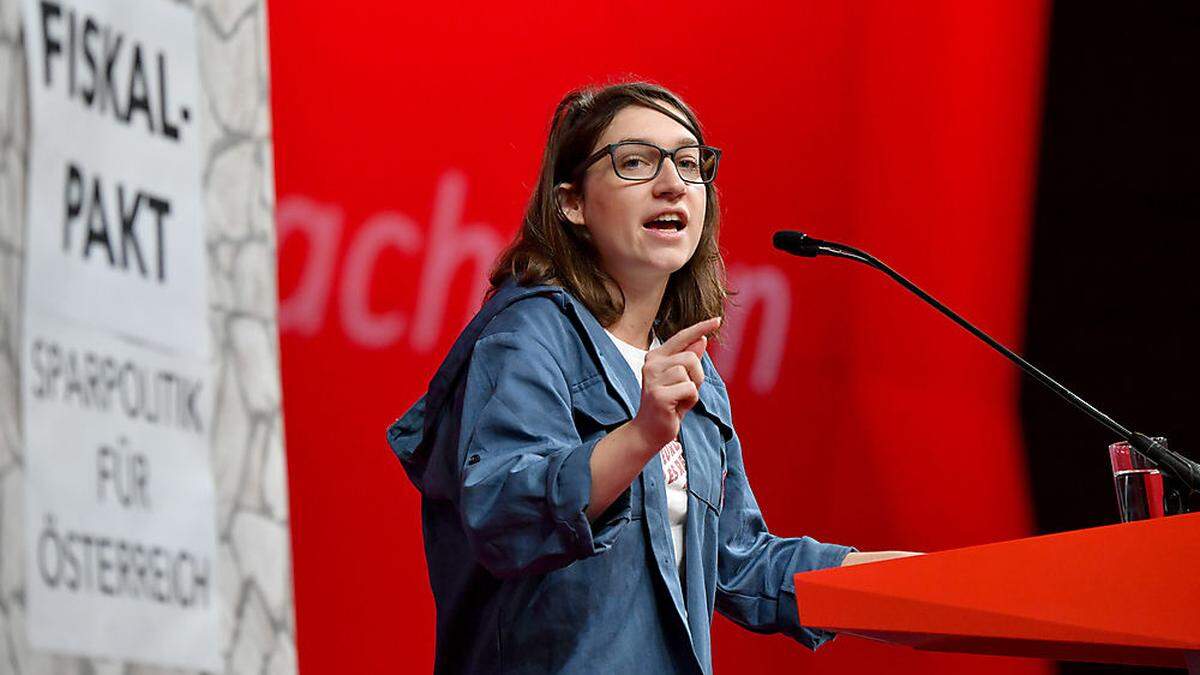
[[772, 230, 820, 257]]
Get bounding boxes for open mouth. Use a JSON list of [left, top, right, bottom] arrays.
[[643, 214, 686, 232]]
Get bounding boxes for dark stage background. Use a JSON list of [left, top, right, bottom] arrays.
[[1023, 2, 1198, 674]]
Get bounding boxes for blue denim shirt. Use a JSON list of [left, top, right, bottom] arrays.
[[387, 280, 853, 674]]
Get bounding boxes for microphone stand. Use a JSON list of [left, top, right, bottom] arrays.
[[772, 230, 1200, 495]]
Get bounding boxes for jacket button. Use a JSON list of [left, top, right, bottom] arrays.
[[468, 454, 480, 465]]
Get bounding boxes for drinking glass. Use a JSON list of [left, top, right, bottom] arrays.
[[1108, 438, 1166, 522]]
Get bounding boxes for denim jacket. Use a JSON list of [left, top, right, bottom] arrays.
[[387, 280, 853, 674]]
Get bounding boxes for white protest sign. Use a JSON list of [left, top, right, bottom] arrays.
[[22, 0, 207, 357], [21, 0, 220, 669], [22, 315, 220, 669]]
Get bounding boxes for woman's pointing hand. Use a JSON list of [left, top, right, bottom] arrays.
[[632, 317, 721, 451]]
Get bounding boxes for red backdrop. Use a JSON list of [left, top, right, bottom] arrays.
[[267, 2, 1051, 672]]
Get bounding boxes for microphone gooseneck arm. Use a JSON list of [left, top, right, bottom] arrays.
[[772, 230, 1200, 493]]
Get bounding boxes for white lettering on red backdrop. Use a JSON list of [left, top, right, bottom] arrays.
[[716, 264, 790, 393], [277, 171, 789, 393]]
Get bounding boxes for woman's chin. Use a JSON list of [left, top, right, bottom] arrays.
[[606, 247, 695, 286], [635, 255, 692, 280]]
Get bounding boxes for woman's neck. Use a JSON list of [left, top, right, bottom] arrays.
[[606, 276, 667, 350]]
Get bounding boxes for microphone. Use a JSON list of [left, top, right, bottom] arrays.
[[772, 230, 1200, 494], [771, 231, 820, 257]]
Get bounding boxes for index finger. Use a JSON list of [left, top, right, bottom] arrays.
[[658, 317, 721, 355]]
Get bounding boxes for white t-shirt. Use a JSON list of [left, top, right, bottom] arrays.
[[603, 329, 688, 576]]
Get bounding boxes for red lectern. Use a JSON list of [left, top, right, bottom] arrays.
[[795, 512, 1200, 672]]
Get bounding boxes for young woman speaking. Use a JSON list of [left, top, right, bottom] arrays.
[[388, 81, 915, 674]]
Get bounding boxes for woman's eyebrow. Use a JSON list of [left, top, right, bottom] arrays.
[[616, 136, 701, 148]]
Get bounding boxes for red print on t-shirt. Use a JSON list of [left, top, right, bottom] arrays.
[[660, 440, 687, 489]]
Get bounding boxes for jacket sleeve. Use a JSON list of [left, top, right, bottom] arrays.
[[715, 426, 854, 649], [456, 330, 632, 579]]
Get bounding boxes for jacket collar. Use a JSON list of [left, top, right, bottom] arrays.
[[423, 279, 566, 417], [559, 294, 643, 418], [423, 277, 728, 443]]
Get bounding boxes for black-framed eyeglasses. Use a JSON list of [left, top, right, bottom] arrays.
[[576, 141, 722, 184]]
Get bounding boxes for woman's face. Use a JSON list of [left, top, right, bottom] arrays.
[[561, 104, 707, 291]]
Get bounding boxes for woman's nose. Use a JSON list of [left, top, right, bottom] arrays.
[[652, 157, 688, 197]]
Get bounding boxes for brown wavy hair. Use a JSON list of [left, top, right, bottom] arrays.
[[487, 81, 729, 340]]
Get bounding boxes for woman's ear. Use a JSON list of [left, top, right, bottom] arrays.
[[555, 183, 586, 227]]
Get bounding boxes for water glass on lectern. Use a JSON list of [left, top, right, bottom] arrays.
[[1108, 439, 1166, 522]]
